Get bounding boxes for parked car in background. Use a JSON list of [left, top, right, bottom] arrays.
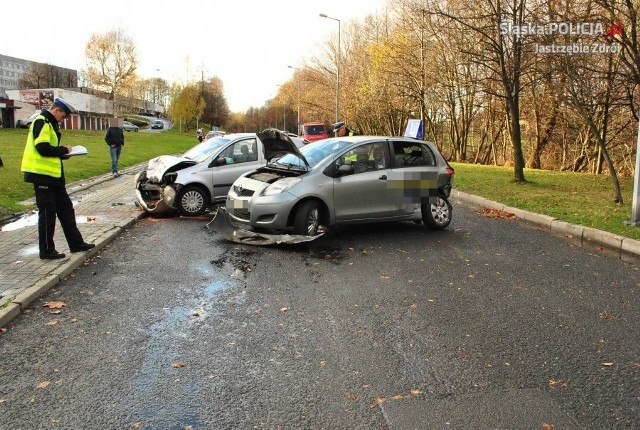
[[205, 130, 225, 140], [123, 121, 139, 132], [16, 112, 39, 128], [301, 122, 329, 142], [226, 136, 454, 236], [151, 120, 164, 129], [134, 129, 305, 216]]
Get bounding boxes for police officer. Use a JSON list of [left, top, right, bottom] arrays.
[[333, 121, 358, 137], [21, 98, 95, 260]]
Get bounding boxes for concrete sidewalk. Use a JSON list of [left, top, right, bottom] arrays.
[[0, 165, 147, 328], [0, 176, 638, 328]]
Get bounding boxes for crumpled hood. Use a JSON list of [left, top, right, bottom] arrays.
[[145, 155, 196, 183]]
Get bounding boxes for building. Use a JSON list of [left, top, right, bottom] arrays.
[[0, 53, 164, 130]]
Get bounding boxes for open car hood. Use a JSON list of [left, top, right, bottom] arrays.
[[258, 129, 309, 168], [145, 155, 196, 182]]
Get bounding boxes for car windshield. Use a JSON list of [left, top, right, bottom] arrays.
[[304, 125, 326, 135], [269, 138, 353, 170], [183, 136, 232, 163]]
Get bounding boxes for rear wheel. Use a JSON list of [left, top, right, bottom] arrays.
[[293, 201, 320, 236], [422, 196, 452, 229], [177, 185, 210, 216]]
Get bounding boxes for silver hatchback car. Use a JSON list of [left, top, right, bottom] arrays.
[[226, 136, 454, 236], [135, 129, 304, 216]]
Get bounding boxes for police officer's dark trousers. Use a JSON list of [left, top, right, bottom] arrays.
[[34, 183, 84, 253]]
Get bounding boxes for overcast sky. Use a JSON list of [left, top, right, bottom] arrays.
[[3, 0, 387, 111]]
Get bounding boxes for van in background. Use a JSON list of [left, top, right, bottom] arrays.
[[301, 122, 329, 142]]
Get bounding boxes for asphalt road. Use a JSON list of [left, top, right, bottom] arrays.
[[0, 202, 638, 429]]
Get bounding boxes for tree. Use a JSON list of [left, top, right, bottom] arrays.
[[85, 29, 138, 110], [201, 77, 230, 128], [18, 63, 77, 89], [168, 84, 205, 132]]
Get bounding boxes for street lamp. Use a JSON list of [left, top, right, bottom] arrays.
[[288, 65, 301, 134], [320, 13, 340, 124]]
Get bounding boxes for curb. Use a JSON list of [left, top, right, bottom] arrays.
[[452, 190, 640, 262]]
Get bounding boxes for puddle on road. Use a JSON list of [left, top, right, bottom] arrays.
[[1, 213, 100, 232]]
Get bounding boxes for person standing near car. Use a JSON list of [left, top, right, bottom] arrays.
[[105, 119, 125, 177], [20, 98, 95, 260], [333, 121, 358, 137], [197, 128, 204, 142]]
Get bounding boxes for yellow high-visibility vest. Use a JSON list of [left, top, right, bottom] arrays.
[[21, 115, 62, 178]]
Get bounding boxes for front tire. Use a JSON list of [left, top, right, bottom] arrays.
[[422, 196, 452, 229], [293, 201, 320, 236], [177, 185, 210, 216]]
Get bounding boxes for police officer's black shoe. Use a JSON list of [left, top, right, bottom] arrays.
[[70, 243, 95, 253], [40, 250, 66, 260]]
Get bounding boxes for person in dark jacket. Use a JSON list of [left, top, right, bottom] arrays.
[[20, 98, 95, 260], [105, 120, 125, 177]]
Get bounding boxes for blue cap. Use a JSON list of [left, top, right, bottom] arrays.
[[53, 98, 76, 115], [333, 121, 345, 131]]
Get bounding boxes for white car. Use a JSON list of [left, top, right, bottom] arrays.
[[135, 129, 304, 216]]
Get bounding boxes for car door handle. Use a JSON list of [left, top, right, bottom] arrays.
[[379, 175, 387, 180]]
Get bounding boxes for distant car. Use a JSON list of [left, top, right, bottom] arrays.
[[16, 112, 39, 128], [151, 120, 164, 129], [205, 130, 225, 140], [301, 122, 329, 142], [122, 121, 139, 132], [134, 129, 305, 216], [226, 136, 455, 236]]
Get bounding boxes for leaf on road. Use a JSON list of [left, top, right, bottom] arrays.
[[172, 362, 186, 368], [279, 307, 289, 313], [46, 320, 59, 326], [602, 362, 614, 367], [480, 208, 517, 220], [410, 389, 423, 396], [43, 301, 65, 309], [36, 381, 51, 389], [543, 423, 555, 430], [87, 216, 97, 221], [320, 360, 327, 368], [370, 396, 386, 408]]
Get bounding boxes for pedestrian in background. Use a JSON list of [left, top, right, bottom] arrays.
[[105, 120, 125, 177], [20, 98, 95, 260], [197, 128, 204, 142]]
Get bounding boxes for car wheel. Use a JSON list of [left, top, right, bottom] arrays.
[[422, 196, 452, 229], [177, 185, 210, 216], [294, 201, 320, 236]]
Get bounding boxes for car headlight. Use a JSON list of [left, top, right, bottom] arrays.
[[261, 177, 302, 196]]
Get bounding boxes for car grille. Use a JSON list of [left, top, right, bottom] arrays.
[[234, 186, 255, 197]]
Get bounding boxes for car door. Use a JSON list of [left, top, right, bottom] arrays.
[[210, 138, 262, 199], [387, 140, 442, 216], [332, 141, 396, 221]]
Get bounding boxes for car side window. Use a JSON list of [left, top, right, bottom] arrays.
[[338, 142, 387, 174], [219, 139, 258, 164], [392, 141, 436, 167]]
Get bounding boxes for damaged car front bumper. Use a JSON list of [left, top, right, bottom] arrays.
[[134, 171, 179, 215]]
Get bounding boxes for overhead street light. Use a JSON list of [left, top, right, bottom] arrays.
[[319, 13, 340, 125]]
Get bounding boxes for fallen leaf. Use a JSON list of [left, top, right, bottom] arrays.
[[43, 301, 65, 309], [46, 320, 59, 326], [87, 216, 97, 221], [320, 360, 327, 367], [185, 426, 193, 430], [410, 389, 423, 396], [0, 399, 6, 404], [392, 394, 407, 400], [602, 362, 614, 367], [192, 310, 202, 317], [548, 379, 558, 386], [132, 423, 141, 430], [36, 381, 51, 389], [172, 362, 186, 368], [480, 208, 517, 219], [279, 307, 289, 313], [543, 423, 555, 430]]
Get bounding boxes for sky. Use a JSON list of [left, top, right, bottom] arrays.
[[3, 0, 387, 112]]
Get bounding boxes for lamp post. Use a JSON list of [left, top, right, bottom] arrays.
[[288, 65, 301, 134], [319, 13, 340, 124]]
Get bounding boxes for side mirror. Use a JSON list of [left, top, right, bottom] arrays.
[[211, 157, 227, 167], [337, 164, 354, 176]]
